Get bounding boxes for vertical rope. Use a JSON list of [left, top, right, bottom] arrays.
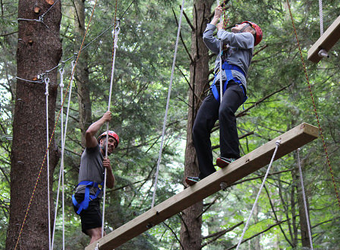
[[236, 140, 281, 249], [318, 0, 324, 35], [286, 0, 340, 209], [51, 67, 64, 249], [102, 0, 119, 238], [151, 0, 186, 208], [14, 0, 99, 248], [44, 76, 51, 250], [297, 148, 314, 249]]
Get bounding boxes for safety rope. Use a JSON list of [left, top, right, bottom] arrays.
[[51, 66, 65, 250], [102, 0, 119, 238], [297, 148, 314, 249], [286, 0, 340, 210], [51, 61, 75, 249], [235, 140, 281, 249], [151, 0, 186, 208], [318, 0, 324, 35], [44, 76, 52, 250], [14, 1, 99, 248], [217, 0, 229, 103]]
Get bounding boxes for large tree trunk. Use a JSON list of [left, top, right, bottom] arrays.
[[74, 0, 92, 147], [7, 0, 62, 248], [180, 1, 213, 249]]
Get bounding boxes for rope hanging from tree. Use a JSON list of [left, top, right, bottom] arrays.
[[235, 140, 281, 249], [51, 60, 76, 250], [151, 0, 186, 208], [44, 75, 52, 250], [14, 0, 100, 248]]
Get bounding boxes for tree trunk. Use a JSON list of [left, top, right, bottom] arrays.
[[295, 156, 312, 248], [180, 1, 213, 249], [7, 0, 62, 248], [74, 0, 92, 147]]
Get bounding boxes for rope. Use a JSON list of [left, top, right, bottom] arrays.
[[151, 0, 186, 208], [286, 0, 340, 210], [44, 76, 52, 250], [51, 61, 75, 249], [318, 0, 324, 35], [51, 66, 65, 250], [235, 140, 281, 249], [297, 148, 314, 249], [14, 1, 99, 248], [102, 0, 119, 238]]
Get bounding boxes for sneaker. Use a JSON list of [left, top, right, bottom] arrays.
[[216, 157, 236, 168], [185, 176, 200, 186]]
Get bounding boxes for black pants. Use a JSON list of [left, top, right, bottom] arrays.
[[192, 81, 245, 179]]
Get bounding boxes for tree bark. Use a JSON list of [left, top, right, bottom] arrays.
[[180, 1, 213, 249], [7, 0, 62, 248], [74, 0, 92, 147]]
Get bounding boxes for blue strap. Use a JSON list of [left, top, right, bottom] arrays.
[[72, 181, 103, 214], [211, 62, 247, 103]]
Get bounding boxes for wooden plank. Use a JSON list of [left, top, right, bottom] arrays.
[[86, 123, 319, 250], [308, 15, 340, 63]]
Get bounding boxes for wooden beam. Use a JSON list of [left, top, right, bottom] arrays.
[[86, 123, 319, 250], [308, 15, 340, 63]]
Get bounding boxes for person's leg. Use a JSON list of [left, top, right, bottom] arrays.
[[192, 92, 219, 179], [77, 198, 103, 244], [87, 227, 104, 244], [219, 81, 244, 159]]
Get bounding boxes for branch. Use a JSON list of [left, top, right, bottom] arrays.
[[226, 220, 288, 250], [201, 221, 243, 248], [237, 83, 292, 118]]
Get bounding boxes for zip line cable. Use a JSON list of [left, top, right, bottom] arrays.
[[235, 140, 281, 250], [102, 0, 119, 238], [286, 0, 340, 210], [151, 0, 186, 208], [14, 0, 99, 248]]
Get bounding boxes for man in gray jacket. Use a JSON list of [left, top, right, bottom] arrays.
[[186, 5, 262, 185]]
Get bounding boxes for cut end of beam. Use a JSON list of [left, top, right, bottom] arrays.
[[308, 15, 340, 63]]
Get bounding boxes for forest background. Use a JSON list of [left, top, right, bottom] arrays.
[[0, 0, 339, 249]]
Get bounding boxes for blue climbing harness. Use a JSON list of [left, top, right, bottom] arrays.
[[72, 180, 104, 214], [211, 61, 248, 103]]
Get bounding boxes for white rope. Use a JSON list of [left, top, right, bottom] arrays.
[[51, 61, 75, 249], [236, 140, 281, 249], [44, 76, 52, 250], [151, 0, 186, 208], [318, 0, 324, 35], [51, 67, 64, 249], [219, 39, 223, 104], [102, 20, 120, 238], [297, 148, 314, 249]]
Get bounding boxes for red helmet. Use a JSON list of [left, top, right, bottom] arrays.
[[241, 21, 263, 46], [98, 130, 119, 146]]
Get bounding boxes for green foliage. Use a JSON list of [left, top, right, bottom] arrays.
[[1, 0, 340, 249]]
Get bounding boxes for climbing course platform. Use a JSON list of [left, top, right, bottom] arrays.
[[308, 15, 340, 63], [86, 123, 319, 250]]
